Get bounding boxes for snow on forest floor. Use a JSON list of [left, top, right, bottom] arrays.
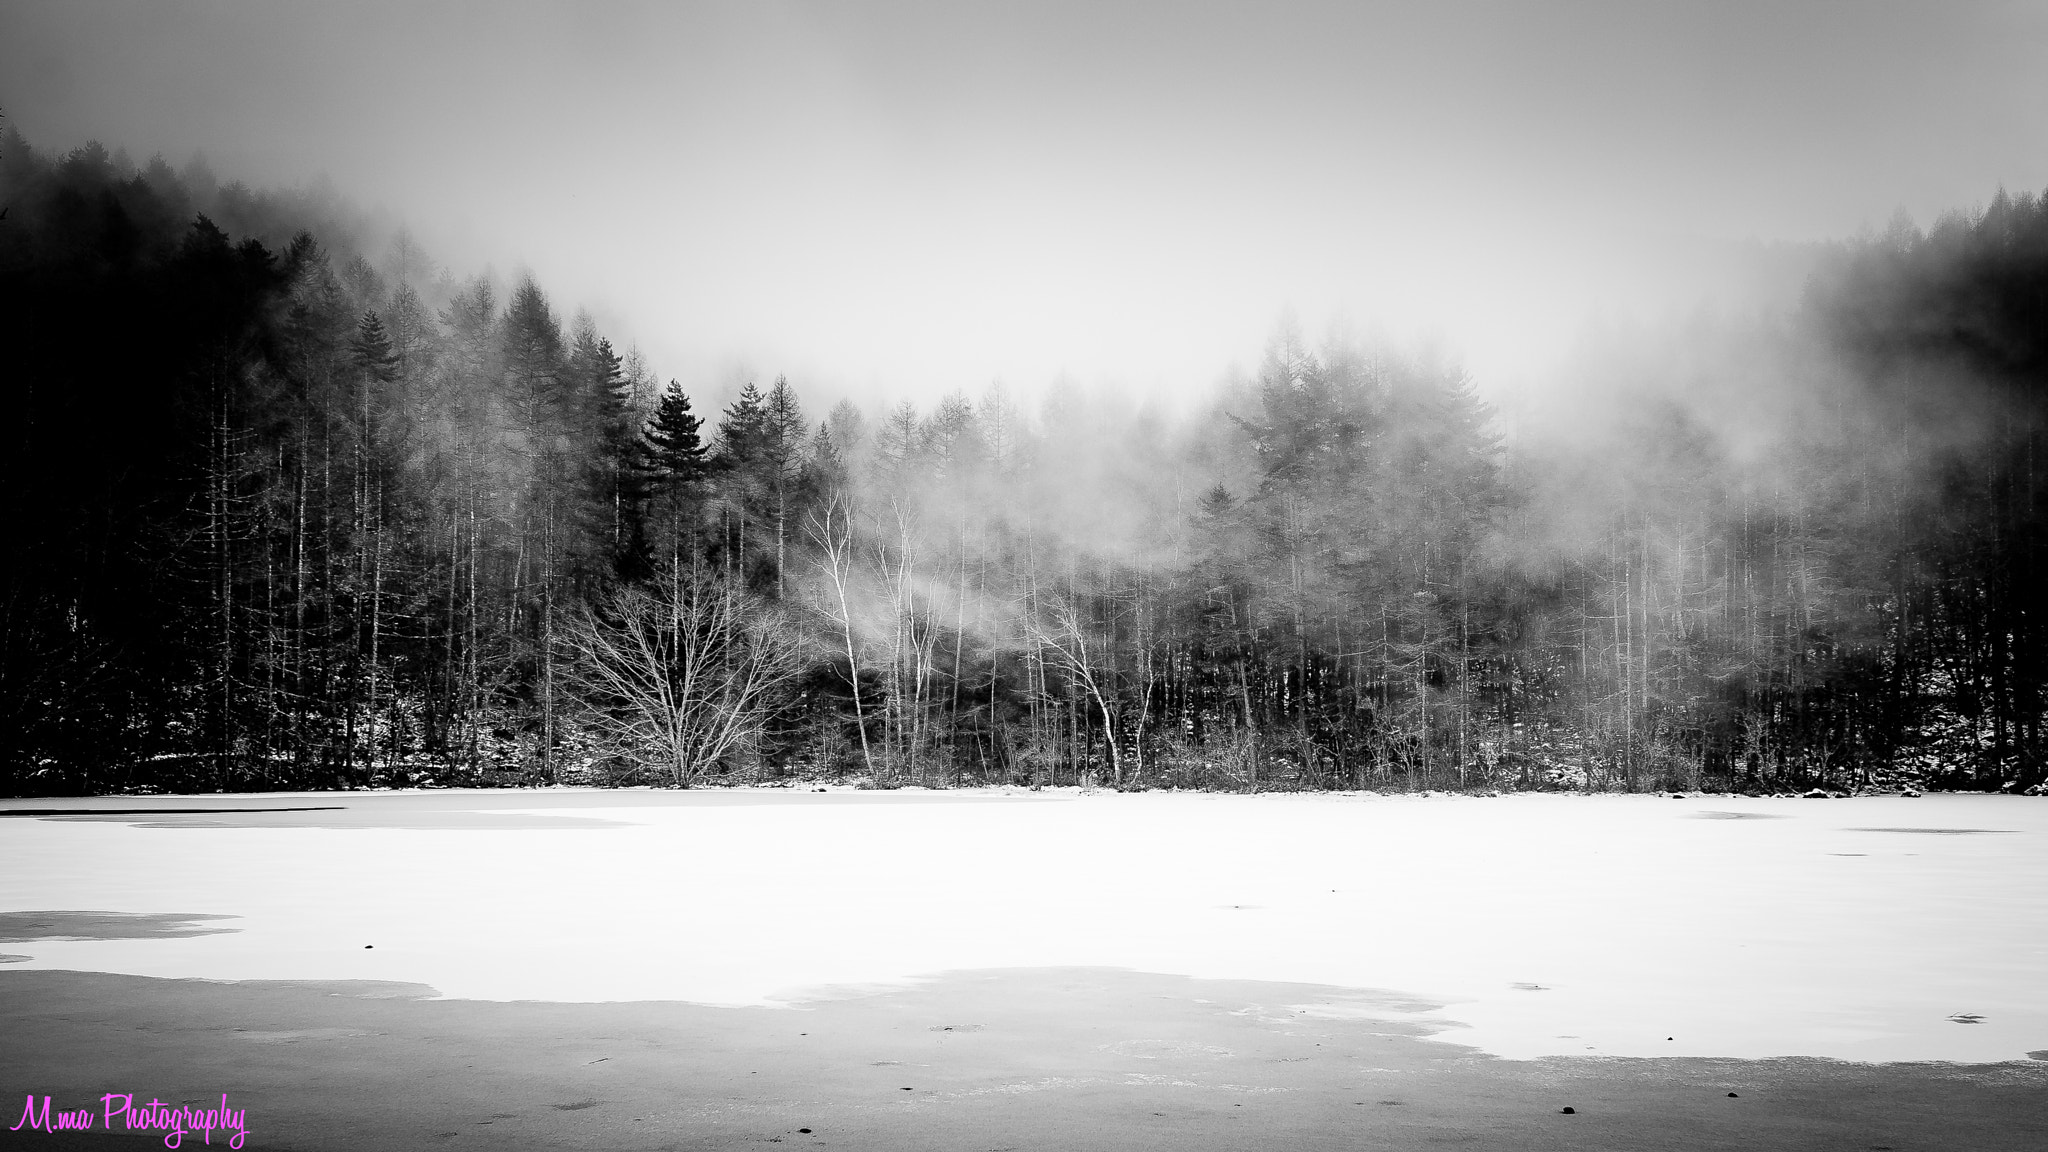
[[2, 788, 2044, 1064]]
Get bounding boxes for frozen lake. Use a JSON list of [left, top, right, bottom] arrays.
[[3, 789, 2044, 1064]]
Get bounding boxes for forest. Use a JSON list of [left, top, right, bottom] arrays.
[[4, 127, 2046, 797]]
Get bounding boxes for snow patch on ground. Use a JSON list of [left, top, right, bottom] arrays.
[[2, 790, 2043, 1062]]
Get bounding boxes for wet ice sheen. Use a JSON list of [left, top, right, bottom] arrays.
[[1, 789, 2043, 1063]]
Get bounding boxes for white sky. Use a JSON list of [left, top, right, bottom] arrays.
[[5, 1, 2048, 408]]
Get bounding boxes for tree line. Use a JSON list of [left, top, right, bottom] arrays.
[[4, 129, 2045, 795]]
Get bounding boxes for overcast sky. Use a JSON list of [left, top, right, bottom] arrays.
[[6, 1, 2047, 408]]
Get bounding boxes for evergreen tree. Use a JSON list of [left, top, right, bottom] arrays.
[[716, 382, 771, 469], [350, 310, 398, 382], [711, 382, 775, 588], [807, 422, 846, 493], [566, 320, 638, 574], [644, 379, 708, 485], [640, 379, 709, 574]]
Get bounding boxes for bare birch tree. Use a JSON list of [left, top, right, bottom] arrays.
[[1027, 592, 1123, 787], [804, 492, 878, 777], [565, 566, 802, 786]]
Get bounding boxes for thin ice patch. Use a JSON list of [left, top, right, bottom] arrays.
[[1107, 1039, 1233, 1059], [0, 910, 240, 942], [1849, 828, 2019, 835], [232, 1028, 374, 1043], [949, 1077, 1100, 1097], [0, 805, 344, 818]]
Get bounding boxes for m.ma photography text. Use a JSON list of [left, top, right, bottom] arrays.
[[10, 1091, 251, 1147]]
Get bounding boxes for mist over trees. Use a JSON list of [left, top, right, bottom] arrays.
[[4, 129, 2046, 796]]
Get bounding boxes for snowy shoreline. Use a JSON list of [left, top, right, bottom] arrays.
[[7, 780, 2034, 804]]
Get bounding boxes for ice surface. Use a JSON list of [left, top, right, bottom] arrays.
[[2, 789, 2044, 1062]]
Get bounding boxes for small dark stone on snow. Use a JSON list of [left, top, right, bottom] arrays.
[[900, 1087, 912, 1091], [364, 945, 373, 949], [1728, 1092, 1739, 1097], [1560, 1106, 1576, 1114], [799, 1128, 811, 1134]]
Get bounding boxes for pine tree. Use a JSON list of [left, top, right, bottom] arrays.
[[350, 311, 398, 382], [568, 319, 630, 443], [717, 382, 771, 468], [566, 321, 637, 573], [639, 379, 709, 575], [807, 422, 845, 492], [644, 379, 708, 485], [713, 382, 773, 588]]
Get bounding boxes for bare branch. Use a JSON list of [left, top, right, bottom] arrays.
[[563, 567, 804, 786]]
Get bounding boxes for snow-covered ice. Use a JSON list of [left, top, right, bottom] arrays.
[[2, 789, 2043, 1063]]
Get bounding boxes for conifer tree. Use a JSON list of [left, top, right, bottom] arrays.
[[567, 321, 637, 572], [717, 382, 771, 467], [713, 382, 773, 587], [644, 379, 708, 485], [640, 379, 709, 573], [350, 311, 398, 382]]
